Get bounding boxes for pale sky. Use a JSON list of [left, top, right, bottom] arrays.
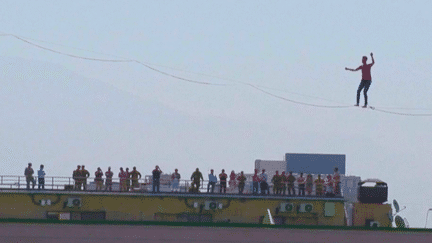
[[1, 1, 432, 228]]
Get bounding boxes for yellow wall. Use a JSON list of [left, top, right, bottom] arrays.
[[0, 192, 347, 226], [352, 202, 392, 227]]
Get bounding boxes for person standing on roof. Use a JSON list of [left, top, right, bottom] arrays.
[[190, 168, 203, 193], [171, 169, 181, 192], [345, 53, 375, 108], [152, 165, 163, 193], [333, 167, 341, 195], [229, 170, 237, 193], [95, 167, 103, 191], [105, 167, 113, 192], [207, 169, 217, 193], [73, 165, 81, 190], [37, 164, 46, 190], [219, 169, 228, 194], [287, 171, 296, 196], [271, 171, 282, 195], [252, 169, 260, 195], [260, 169, 269, 195], [24, 163, 35, 190], [281, 171, 288, 195], [119, 167, 128, 192], [297, 173, 306, 196], [306, 174, 313, 196], [81, 165, 90, 191], [130, 166, 142, 192], [237, 171, 247, 195], [315, 174, 324, 196], [125, 167, 131, 192]]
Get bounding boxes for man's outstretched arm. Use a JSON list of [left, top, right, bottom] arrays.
[[370, 52, 375, 66], [345, 66, 361, 71]]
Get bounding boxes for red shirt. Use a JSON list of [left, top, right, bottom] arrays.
[[252, 174, 260, 182], [119, 171, 128, 181], [297, 176, 305, 185]]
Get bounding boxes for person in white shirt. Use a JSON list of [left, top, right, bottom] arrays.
[[38, 164, 46, 190], [207, 169, 217, 193], [260, 169, 268, 195]]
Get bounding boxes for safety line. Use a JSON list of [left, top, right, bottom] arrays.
[[5, 34, 226, 86], [369, 107, 432, 116], [247, 84, 353, 108]]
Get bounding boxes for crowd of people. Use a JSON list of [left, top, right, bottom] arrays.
[[22, 163, 341, 196]]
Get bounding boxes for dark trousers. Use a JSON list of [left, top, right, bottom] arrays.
[[357, 80, 372, 106], [220, 182, 226, 193], [153, 179, 160, 192], [207, 182, 215, 193], [253, 182, 259, 194], [238, 184, 245, 194], [260, 182, 268, 195], [38, 178, 45, 189], [288, 185, 295, 195], [298, 184, 305, 196]]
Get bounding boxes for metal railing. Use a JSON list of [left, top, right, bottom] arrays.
[[0, 174, 343, 197]]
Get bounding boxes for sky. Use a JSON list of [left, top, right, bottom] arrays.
[[1, 1, 432, 228]]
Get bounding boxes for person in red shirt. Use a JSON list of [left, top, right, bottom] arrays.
[[219, 169, 227, 194], [252, 169, 260, 195], [229, 170, 237, 193], [345, 52, 375, 107]]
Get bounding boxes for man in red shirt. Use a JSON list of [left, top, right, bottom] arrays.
[[345, 52, 375, 108]]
